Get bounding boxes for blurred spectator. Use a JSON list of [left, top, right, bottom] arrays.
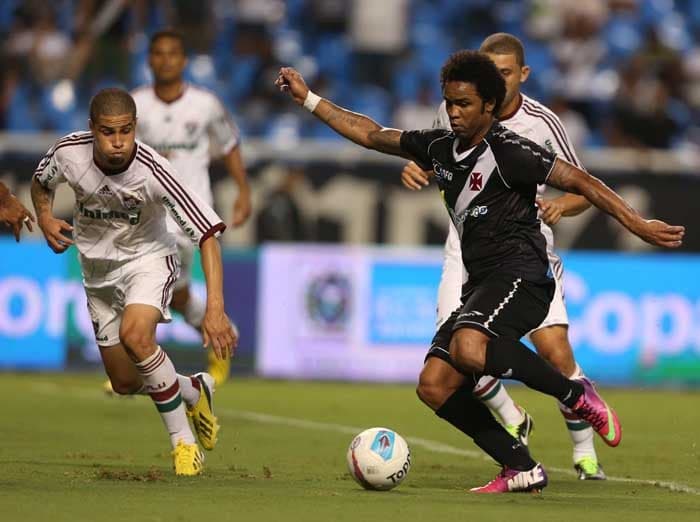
[[393, 81, 438, 130], [1, 0, 700, 150], [256, 166, 307, 242], [350, 0, 408, 88], [549, 95, 591, 151], [606, 55, 678, 148]]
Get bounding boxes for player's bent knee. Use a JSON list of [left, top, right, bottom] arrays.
[[449, 329, 487, 372], [416, 380, 449, 410], [119, 325, 156, 358]]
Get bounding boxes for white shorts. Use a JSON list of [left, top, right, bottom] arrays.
[[535, 253, 568, 330], [172, 228, 195, 291], [84, 254, 180, 346]]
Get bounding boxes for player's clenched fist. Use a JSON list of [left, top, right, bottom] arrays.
[[275, 67, 310, 105]]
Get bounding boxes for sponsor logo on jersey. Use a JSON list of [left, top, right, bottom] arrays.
[[161, 196, 197, 239], [97, 185, 114, 197], [78, 202, 141, 225], [432, 161, 454, 182], [454, 205, 488, 224], [152, 142, 198, 152]]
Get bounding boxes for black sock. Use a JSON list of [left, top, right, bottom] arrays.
[[484, 337, 583, 408], [435, 385, 535, 470]]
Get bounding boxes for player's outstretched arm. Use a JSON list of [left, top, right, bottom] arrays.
[[199, 236, 238, 359], [0, 182, 34, 241], [275, 67, 408, 157], [30, 177, 73, 253], [546, 158, 685, 248]]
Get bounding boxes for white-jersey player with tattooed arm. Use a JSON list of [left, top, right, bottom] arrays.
[[132, 30, 251, 386], [31, 88, 236, 476], [401, 33, 608, 479]]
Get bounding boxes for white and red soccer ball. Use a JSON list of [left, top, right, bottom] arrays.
[[346, 427, 411, 491]]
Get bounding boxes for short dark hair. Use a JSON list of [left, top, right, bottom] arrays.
[[480, 33, 525, 66], [149, 29, 185, 53], [440, 51, 506, 115], [89, 88, 136, 122]]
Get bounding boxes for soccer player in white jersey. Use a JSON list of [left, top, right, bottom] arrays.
[[131, 30, 252, 386], [401, 33, 605, 479], [31, 88, 237, 476]]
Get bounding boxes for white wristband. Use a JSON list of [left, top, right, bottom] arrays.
[[303, 90, 322, 113]]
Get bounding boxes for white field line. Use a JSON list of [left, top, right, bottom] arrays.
[[31, 382, 700, 496]]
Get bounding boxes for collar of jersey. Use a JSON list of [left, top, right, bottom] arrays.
[[498, 93, 523, 122]]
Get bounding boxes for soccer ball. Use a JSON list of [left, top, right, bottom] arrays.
[[346, 427, 411, 491]]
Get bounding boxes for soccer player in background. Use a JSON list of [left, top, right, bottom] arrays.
[[401, 33, 604, 480], [31, 88, 236, 475], [131, 30, 252, 386], [276, 53, 684, 492], [0, 181, 34, 241]]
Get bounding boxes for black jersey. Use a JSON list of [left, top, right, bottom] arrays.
[[400, 122, 556, 283]]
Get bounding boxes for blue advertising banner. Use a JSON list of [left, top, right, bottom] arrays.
[[0, 239, 68, 368], [0, 239, 257, 372], [258, 245, 700, 386], [561, 253, 700, 385]]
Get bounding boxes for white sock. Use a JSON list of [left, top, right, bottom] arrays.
[[135, 346, 195, 447], [559, 364, 597, 462], [184, 292, 206, 329], [178, 374, 201, 407], [473, 376, 524, 426]]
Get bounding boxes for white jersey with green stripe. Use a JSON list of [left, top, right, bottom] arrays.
[[34, 133, 225, 280]]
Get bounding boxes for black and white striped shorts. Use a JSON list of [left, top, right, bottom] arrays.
[[427, 272, 554, 364]]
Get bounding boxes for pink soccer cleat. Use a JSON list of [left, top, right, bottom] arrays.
[[470, 463, 548, 494], [571, 377, 622, 447]]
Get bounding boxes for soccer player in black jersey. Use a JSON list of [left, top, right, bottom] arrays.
[[276, 52, 684, 493]]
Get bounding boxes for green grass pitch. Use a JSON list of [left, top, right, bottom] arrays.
[[0, 374, 698, 521]]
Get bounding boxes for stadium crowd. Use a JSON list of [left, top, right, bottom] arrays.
[[2, 0, 700, 151]]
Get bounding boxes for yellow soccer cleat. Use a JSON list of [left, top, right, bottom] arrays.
[[103, 379, 116, 396], [207, 348, 231, 387], [172, 440, 204, 476], [187, 373, 220, 451], [206, 321, 238, 386]]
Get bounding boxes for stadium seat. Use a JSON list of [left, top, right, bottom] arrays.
[[5, 83, 40, 132], [40, 81, 80, 133]]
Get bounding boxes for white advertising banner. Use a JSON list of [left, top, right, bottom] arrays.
[[257, 244, 443, 382]]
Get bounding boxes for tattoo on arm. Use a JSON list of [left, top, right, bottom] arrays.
[[313, 99, 407, 157], [30, 177, 55, 218], [546, 158, 641, 230]]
